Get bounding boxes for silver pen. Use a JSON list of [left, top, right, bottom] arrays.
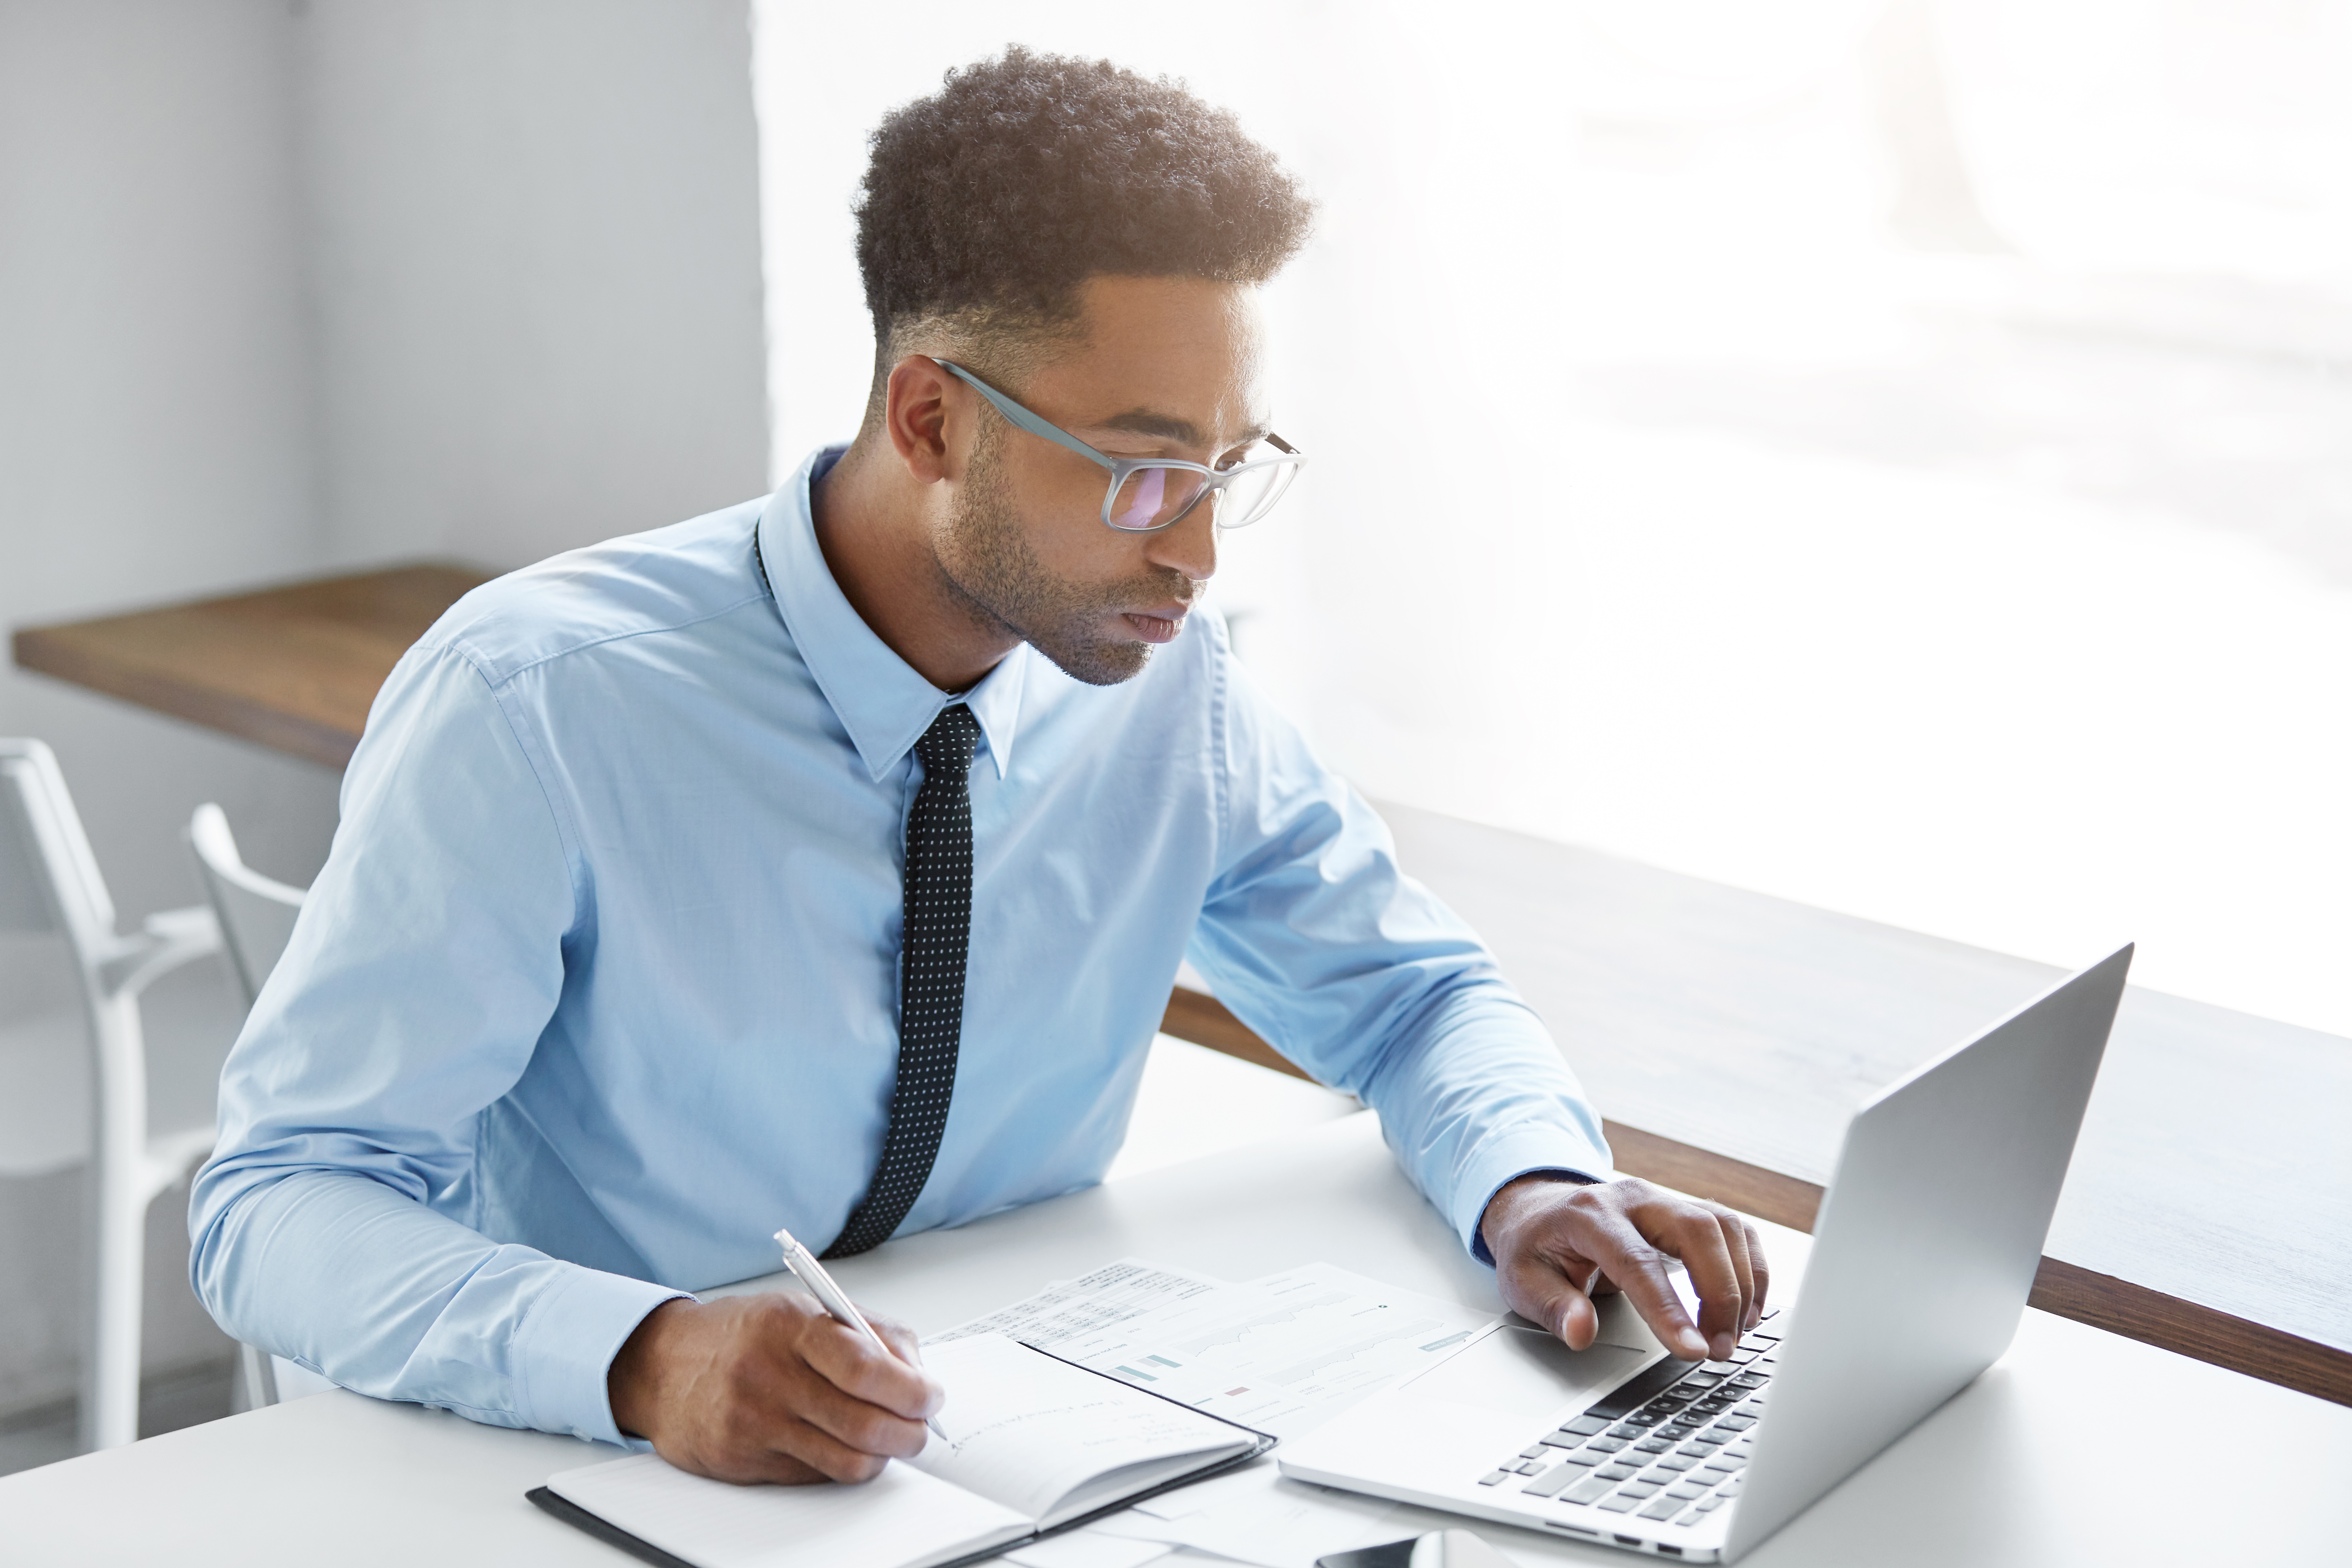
[[774, 1226, 948, 1444]]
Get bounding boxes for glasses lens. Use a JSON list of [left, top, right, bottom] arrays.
[[1107, 465, 1209, 531], [1212, 460, 1300, 529]]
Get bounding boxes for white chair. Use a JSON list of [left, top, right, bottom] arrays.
[[184, 802, 332, 1411], [0, 739, 223, 1451], [186, 803, 305, 1009]]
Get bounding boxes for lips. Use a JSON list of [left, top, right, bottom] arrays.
[[1122, 608, 1189, 644]]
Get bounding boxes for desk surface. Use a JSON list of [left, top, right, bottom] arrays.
[[15, 569, 2348, 1400], [10, 564, 493, 767], [1371, 804, 2352, 1406], [3, 1118, 2345, 1566]]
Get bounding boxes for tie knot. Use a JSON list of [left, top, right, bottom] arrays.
[[915, 705, 980, 778]]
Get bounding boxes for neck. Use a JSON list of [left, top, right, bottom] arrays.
[[812, 438, 1020, 692]]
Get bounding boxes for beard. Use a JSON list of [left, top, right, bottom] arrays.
[[934, 427, 1196, 687]]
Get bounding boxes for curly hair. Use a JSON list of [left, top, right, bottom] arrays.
[[854, 47, 1314, 391]]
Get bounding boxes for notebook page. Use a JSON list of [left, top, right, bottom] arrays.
[[547, 1451, 1030, 1568], [908, 1333, 1253, 1523]]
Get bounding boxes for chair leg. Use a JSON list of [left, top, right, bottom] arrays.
[[238, 1341, 280, 1410], [79, 1152, 148, 1450], [80, 993, 152, 1452]]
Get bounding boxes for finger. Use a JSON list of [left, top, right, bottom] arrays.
[[1712, 1208, 1757, 1341], [1579, 1203, 1708, 1361], [866, 1311, 926, 1369], [765, 1412, 899, 1484], [800, 1317, 944, 1421], [1656, 1203, 1744, 1361], [1495, 1250, 1601, 1351], [1741, 1217, 1771, 1327], [778, 1351, 935, 1460], [666, 1431, 836, 1487]]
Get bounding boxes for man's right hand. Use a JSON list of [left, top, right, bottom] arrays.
[[607, 1293, 944, 1484]]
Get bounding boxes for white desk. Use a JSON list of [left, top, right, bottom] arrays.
[[4, 1116, 2346, 1565]]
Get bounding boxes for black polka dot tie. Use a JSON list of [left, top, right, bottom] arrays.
[[825, 705, 981, 1258]]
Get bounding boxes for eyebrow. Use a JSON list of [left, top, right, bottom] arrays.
[[1093, 408, 1273, 452]]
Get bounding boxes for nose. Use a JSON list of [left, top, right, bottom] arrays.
[[1145, 494, 1219, 585]]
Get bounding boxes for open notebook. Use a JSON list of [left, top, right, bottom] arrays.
[[529, 1333, 1273, 1568]]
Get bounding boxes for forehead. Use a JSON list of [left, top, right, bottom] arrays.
[[1032, 276, 1267, 433]]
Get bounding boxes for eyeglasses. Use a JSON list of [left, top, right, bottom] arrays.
[[934, 359, 1306, 533]]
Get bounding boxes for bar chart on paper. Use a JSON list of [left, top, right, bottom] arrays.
[[935, 1259, 1498, 1439]]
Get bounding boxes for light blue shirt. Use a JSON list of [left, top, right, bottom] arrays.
[[190, 447, 1613, 1447]]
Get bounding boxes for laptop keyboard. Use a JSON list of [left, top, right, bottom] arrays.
[[1475, 1310, 1782, 1530]]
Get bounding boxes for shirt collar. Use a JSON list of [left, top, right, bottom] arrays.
[[756, 446, 1027, 783]]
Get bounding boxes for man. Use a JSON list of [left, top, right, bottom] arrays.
[[193, 48, 1767, 1487]]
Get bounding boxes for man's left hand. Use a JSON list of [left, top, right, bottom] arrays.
[[1479, 1174, 1768, 1363]]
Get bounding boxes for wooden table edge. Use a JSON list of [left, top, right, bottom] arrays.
[[1158, 985, 2352, 1408], [12, 625, 362, 768]]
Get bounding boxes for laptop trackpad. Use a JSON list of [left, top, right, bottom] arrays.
[[1403, 1327, 1648, 1419]]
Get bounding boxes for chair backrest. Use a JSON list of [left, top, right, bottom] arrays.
[[1, 739, 117, 962], [187, 803, 306, 1006]]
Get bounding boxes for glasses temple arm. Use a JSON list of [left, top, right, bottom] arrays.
[[933, 359, 1120, 473]]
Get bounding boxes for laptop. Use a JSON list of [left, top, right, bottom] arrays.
[[1280, 945, 2133, 1562]]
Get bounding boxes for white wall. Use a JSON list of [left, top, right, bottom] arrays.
[[0, 0, 769, 1422], [0, 0, 341, 1417], [301, 0, 769, 570]]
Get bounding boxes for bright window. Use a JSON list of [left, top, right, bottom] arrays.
[[755, 1, 2352, 1036]]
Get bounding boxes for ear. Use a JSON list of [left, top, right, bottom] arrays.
[[882, 356, 963, 485]]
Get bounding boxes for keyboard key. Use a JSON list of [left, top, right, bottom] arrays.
[[1477, 1470, 1511, 1486], [1558, 1449, 1604, 1468], [1522, 1464, 1579, 1498], [1729, 1373, 1767, 1389], [1696, 1496, 1726, 1512], [1720, 1478, 1745, 1496], [1675, 1510, 1707, 1526], [1560, 1414, 1609, 1437], [1598, 1464, 1639, 1481], [1634, 1437, 1673, 1453], [1566, 1475, 1617, 1505], [1716, 1415, 1757, 1431], [1640, 1496, 1685, 1521], [1597, 1494, 1644, 1513], [1667, 1483, 1708, 1500], [1654, 1454, 1698, 1471], [1609, 1423, 1649, 1440], [1675, 1443, 1715, 1457], [1619, 1481, 1661, 1498], [1519, 1446, 1550, 1460], [1586, 1436, 1628, 1453], [1701, 1458, 1741, 1475], [1681, 1371, 1724, 1387], [1727, 1348, 1758, 1363], [1538, 1431, 1586, 1449], [1740, 1331, 1779, 1347]]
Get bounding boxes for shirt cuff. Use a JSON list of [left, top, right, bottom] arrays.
[[1454, 1130, 1619, 1267], [511, 1266, 693, 1446]]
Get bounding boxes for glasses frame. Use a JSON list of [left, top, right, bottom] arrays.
[[932, 358, 1304, 533]]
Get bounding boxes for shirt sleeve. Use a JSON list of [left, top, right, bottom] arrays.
[[187, 641, 686, 1445], [1185, 626, 1617, 1265]]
